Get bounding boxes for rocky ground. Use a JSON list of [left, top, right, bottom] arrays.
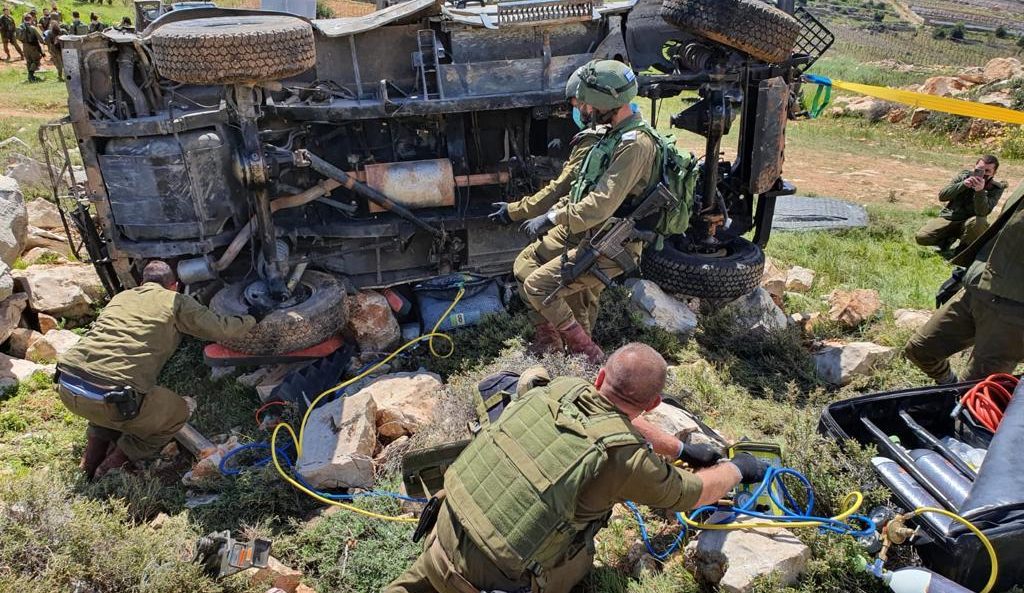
[[826, 56, 1024, 149]]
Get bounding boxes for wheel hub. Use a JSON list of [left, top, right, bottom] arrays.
[[243, 279, 311, 311]]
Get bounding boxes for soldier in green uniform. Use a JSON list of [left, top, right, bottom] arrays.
[[1, 6, 23, 62], [57, 261, 257, 479], [490, 62, 606, 345], [88, 11, 104, 33], [915, 155, 1005, 253], [17, 14, 45, 82], [44, 17, 64, 80], [905, 179, 1024, 384], [69, 11, 90, 35], [385, 343, 766, 593], [513, 60, 661, 363]]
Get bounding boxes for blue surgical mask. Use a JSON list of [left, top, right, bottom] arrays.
[[572, 106, 584, 129]]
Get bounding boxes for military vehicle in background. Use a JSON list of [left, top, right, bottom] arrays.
[[44, 0, 831, 354]]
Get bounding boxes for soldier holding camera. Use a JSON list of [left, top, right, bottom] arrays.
[[915, 155, 1006, 253]]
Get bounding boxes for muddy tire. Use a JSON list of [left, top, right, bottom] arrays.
[[659, 0, 801, 63], [641, 236, 765, 299], [149, 15, 315, 85], [210, 270, 347, 355]]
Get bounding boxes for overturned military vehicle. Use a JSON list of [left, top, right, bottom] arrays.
[[48, 0, 831, 354]]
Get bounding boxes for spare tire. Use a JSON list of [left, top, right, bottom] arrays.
[[641, 236, 765, 299], [210, 270, 347, 355], [149, 15, 315, 85], [660, 0, 801, 64]]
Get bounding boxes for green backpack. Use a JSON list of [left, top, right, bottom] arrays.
[[569, 119, 697, 249], [649, 131, 698, 248]]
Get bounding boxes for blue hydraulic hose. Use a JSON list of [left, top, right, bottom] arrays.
[[625, 501, 688, 561], [627, 465, 876, 561]]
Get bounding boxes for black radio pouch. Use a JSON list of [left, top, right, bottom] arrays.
[[105, 387, 141, 421]]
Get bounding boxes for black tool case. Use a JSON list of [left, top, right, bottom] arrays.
[[819, 378, 1024, 591]]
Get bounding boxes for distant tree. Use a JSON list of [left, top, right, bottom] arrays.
[[932, 27, 947, 40], [315, 0, 334, 17], [950, 22, 966, 40], [995, 25, 1007, 39], [873, 10, 884, 22]]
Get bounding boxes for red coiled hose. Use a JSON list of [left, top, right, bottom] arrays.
[[960, 374, 1018, 432]]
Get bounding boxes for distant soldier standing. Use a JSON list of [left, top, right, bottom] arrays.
[[88, 11, 104, 32], [69, 11, 90, 35], [17, 14, 45, 82], [915, 155, 1006, 253], [1, 6, 23, 61], [44, 17, 63, 80], [57, 261, 257, 479], [38, 7, 50, 30]]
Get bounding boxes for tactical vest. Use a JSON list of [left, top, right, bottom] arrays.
[[444, 377, 643, 580], [569, 117, 657, 206]]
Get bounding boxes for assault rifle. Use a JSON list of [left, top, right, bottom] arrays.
[[543, 183, 677, 305]]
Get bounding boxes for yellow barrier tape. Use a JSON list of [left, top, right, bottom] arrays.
[[824, 78, 1024, 125]]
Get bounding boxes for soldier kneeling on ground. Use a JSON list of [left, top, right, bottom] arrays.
[[56, 260, 258, 479], [906, 180, 1024, 385], [914, 155, 1006, 254], [385, 343, 766, 593]]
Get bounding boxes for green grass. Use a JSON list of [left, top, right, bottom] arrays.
[[0, 203, 955, 592], [767, 206, 949, 311], [808, 54, 933, 88], [0, 60, 68, 111]]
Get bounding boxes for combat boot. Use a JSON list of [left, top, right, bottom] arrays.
[[80, 433, 112, 480], [93, 446, 130, 479], [559, 321, 605, 364], [529, 322, 563, 355]]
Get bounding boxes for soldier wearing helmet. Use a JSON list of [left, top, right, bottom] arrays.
[[489, 61, 608, 340], [496, 60, 660, 363]]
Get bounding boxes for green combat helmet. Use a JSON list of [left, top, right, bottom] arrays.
[[564, 60, 595, 100], [574, 59, 638, 111]]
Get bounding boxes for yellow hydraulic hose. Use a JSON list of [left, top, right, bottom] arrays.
[[908, 507, 998, 593], [269, 287, 466, 523]]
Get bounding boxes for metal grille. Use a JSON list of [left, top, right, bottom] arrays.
[[791, 6, 834, 72], [497, 0, 597, 26]]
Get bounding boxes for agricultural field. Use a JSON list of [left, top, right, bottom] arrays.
[[908, 0, 1024, 35], [805, 0, 1023, 72]]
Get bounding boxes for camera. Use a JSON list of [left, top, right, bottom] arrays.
[[972, 167, 987, 179]]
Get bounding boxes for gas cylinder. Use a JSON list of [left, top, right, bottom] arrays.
[[884, 567, 974, 593], [909, 449, 972, 508], [871, 457, 954, 533]]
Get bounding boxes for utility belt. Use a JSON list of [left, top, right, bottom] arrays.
[[56, 365, 142, 421]]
